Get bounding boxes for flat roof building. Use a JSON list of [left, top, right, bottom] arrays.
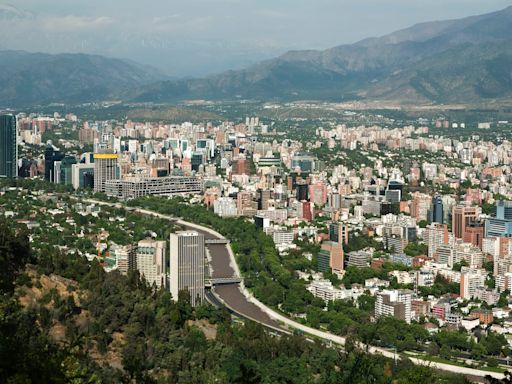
[[170, 231, 205, 306]]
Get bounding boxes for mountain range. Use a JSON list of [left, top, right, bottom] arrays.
[[1, 6, 512, 107], [0, 51, 166, 107]]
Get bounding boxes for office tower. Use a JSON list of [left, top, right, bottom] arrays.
[[496, 201, 512, 220], [452, 205, 478, 239], [463, 222, 484, 250], [296, 181, 309, 201], [94, 150, 119, 193], [71, 154, 95, 190], [317, 241, 344, 274], [59, 156, 77, 185], [44, 142, 64, 182], [136, 240, 166, 288], [429, 196, 444, 224], [329, 222, 349, 245], [257, 189, 271, 210], [291, 151, 315, 172], [191, 152, 204, 171], [485, 201, 512, 238], [170, 231, 205, 306], [375, 289, 413, 324], [0, 114, 17, 178], [53, 161, 62, 184], [387, 180, 403, 202]]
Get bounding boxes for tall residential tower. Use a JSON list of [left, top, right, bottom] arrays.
[[93, 150, 119, 193], [0, 114, 17, 178]]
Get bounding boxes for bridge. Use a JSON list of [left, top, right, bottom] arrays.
[[205, 276, 242, 288], [205, 239, 229, 245]]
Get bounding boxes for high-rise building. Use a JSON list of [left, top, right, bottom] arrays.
[[0, 114, 17, 178], [170, 231, 205, 306], [460, 267, 487, 299], [115, 245, 136, 275], [291, 152, 316, 172], [452, 205, 478, 240], [309, 182, 328, 206], [136, 240, 166, 288], [496, 201, 512, 221], [296, 181, 309, 201], [237, 191, 254, 213], [257, 189, 271, 210], [425, 223, 452, 258], [317, 241, 344, 274], [485, 201, 512, 238], [463, 222, 484, 250], [329, 222, 349, 245], [428, 196, 444, 224], [59, 156, 77, 185], [44, 142, 65, 182], [93, 150, 119, 193], [328, 192, 342, 210]]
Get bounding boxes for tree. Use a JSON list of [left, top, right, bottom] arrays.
[[0, 219, 32, 293]]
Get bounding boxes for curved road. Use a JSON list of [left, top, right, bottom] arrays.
[[86, 199, 505, 381]]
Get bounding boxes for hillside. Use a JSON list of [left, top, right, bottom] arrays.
[[0, 50, 165, 107], [1, 6, 511, 106], [131, 6, 512, 104], [0, 217, 469, 383]]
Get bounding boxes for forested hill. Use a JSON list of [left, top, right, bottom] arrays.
[[0, 216, 473, 383]]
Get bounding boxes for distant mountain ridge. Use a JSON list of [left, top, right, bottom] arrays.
[[0, 50, 165, 107], [131, 5, 512, 104], [1, 6, 512, 107]]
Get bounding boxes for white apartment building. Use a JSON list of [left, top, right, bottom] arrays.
[[425, 223, 453, 258], [307, 280, 363, 303], [460, 267, 487, 299], [375, 289, 413, 324], [213, 197, 237, 217]]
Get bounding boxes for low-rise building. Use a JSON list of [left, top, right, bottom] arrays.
[[307, 280, 362, 303], [105, 176, 202, 199]]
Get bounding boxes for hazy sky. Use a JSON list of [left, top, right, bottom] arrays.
[[1, 0, 510, 76]]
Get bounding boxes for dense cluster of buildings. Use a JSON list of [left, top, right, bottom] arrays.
[[5, 110, 512, 337]]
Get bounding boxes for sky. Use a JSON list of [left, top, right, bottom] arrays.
[[0, 0, 510, 77]]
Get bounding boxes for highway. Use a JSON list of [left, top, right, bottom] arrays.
[[84, 199, 506, 381]]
